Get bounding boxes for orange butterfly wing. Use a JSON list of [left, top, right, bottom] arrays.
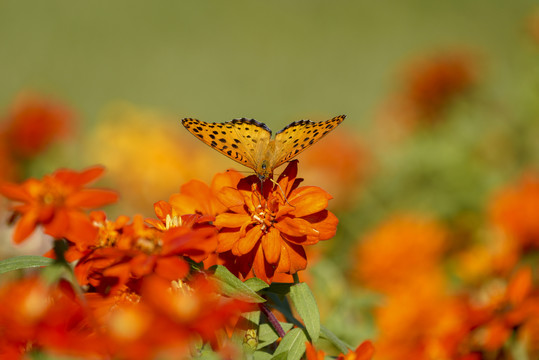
[[271, 115, 346, 169], [181, 117, 272, 171]]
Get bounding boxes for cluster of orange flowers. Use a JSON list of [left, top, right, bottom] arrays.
[[0, 153, 373, 359], [353, 175, 539, 359]]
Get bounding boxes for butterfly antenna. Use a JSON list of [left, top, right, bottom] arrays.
[[269, 178, 295, 208]]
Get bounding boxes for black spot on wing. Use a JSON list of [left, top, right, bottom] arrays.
[[230, 118, 272, 136]]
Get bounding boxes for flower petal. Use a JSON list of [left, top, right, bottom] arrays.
[[289, 186, 332, 217], [65, 189, 119, 208], [217, 187, 247, 213], [276, 241, 307, 274], [217, 229, 240, 252], [54, 166, 105, 187], [0, 181, 33, 203], [262, 227, 281, 264], [44, 208, 70, 239], [155, 256, 190, 281], [302, 210, 338, 240], [274, 217, 319, 238], [13, 210, 39, 243], [214, 213, 251, 228], [238, 226, 263, 255]]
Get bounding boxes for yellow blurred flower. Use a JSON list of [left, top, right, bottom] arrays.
[[85, 103, 225, 215]]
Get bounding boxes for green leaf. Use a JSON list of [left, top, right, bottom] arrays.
[[0, 256, 54, 275], [257, 321, 294, 349], [289, 282, 320, 341], [265, 282, 293, 295], [266, 293, 303, 328], [271, 328, 307, 360], [253, 351, 274, 360], [320, 325, 350, 355], [269, 352, 288, 360], [244, 277, 270, 292], [208, 265, 265, 303]]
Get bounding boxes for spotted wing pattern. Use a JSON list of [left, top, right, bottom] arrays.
[[181, 117, 272, 170], [271, 115, 346, 168]]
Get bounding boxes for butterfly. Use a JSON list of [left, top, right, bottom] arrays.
[[181, 115, 346, 181]]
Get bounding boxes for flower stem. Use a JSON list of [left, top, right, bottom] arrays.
[[292, 272, 300, 284], [258, 303, 286, 338]]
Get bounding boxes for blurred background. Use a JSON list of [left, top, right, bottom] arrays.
[[2, 1, 539, 358]]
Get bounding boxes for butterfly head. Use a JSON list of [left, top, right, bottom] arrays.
[[256, 160, 272, 181]]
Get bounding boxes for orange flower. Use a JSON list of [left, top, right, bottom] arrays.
[[467, 267, 539, 352], [0, 166, 118, 244], [0, 276, 104, 358], [214, 160, 338, 283], [402, 51, 477, 122], [374, 276, 469, 360], [3, 92, 73, 158], [489, 174, 539, 249], [305, 341, 375, 360], [353, 214, 446, 293], [75, 212, 217, 294], [168, 170, 243, 216]]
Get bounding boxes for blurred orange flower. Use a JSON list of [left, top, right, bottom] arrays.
[[0, 166, 118, 244], [214, 160, 338, 283], [75, 213, 217, 294], [305, 340, 374, 360], [3, 92, 73, 159], [402, 52, 477, 121], [0, 276, 103, 358], [489, 174, 539, 249], [375, 51, 477, 143], [467, 267, 539, 352], [84, 275, 251, 360], [374, 276, 469, 360], [353, 214, 446, 293]]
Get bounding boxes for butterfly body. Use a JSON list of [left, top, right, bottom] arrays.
[[181, 115, 346, 180]]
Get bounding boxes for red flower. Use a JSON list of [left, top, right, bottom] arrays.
[[0, 166, 118, 244], [75, 212, 217, 294], [3, 92, 73, 158], [214, 160, 338, 283], [0, 276, 104, 358]]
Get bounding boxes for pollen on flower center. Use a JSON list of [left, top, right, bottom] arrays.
[[165, 213, 182, 229], [135, 236, 162, 254], [251, 204, 275, 233]]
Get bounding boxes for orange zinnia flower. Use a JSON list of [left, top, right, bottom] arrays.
[[0, 166, 118, 244], [489, 174, 539, 249], [467, 267, 539, 352], [214, 160, 338, 283], [3, 92, 73, 158], [353, 214, 446, 293], [75, 212, 217, 294], [0, 276, 105, 358], [305, 341, 375, 360]]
